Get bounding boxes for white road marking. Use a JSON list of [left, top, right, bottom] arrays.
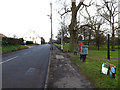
[[0, 56, 18, 64]]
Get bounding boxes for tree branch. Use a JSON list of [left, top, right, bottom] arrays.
[[114, 12, 120, 17], [76, 0, 93, 12], [76, 1, 84, 12], [58, 9, 71, 17], [99, 13, 111, 23]]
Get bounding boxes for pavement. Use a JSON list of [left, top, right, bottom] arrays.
[[47, 45, 94, 88], [2, 44, 51, 88]]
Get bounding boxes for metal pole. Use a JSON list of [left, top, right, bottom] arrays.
[[50, 3, 53, 50], [107, 1, 112, 60], [107, 34, 110, 60]]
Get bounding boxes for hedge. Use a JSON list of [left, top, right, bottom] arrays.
[[2, 37, 24, 46], [26, 41, 33, 45]]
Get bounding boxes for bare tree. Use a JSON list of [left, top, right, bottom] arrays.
[[57, 0, 93, 52], [79, 5, 107, 48], [78, 24, 94, 45], [96, 0, 119, 51], [69, 0, 83, 52], [57, 0, 70, 50], [56, 25, 69, 44], [69, 0, 94, 52]]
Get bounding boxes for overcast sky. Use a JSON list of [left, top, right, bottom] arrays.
[[0, 0, 59, 42], [0, 0, 119, 42]]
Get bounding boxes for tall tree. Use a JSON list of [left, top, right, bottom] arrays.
[[94, 23, 106, 50], [80, 6, 106, 48], [57, 0, 93, 52], [96, 0, 119, 51], [69, 0, 93, 52], [78, 24, 94, 45]]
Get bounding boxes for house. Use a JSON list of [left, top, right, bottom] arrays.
[[23, 30, 41, 44], [0, 33, 6, 37]]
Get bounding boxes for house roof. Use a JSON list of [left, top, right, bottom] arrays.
[[23, 30, 41, 38], [0, 33, 6, 37]]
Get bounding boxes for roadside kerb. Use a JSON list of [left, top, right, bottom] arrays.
[[44, 50, 52, 89]]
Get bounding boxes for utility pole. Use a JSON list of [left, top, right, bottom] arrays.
[[50, 3, 53, 50]]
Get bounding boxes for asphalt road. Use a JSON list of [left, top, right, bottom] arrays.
[[2, 44, 51, 88]]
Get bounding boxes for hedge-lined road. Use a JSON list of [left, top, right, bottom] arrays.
[[2, 44, 50, 88]]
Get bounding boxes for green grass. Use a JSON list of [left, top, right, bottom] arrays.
[[55, 44, 119, 88], [70, 50, 118, 88], [64, 44, 70, 52], [2, 45, 28, 54], [55, 44, 69, 52], [89, 44, 119, 51], [55, 44, 61, 48]]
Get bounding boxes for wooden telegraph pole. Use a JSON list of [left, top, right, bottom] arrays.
[[50, 3, 53, 50]]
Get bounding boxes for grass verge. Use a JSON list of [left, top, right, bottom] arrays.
[[55, 44, 119, 88], [55, 44, 69, 52], [2, 45, 28, 54], [70, 50, 118, 88]]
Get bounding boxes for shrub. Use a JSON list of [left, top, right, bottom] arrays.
[[26, 41, 33, 45], [2, 37, 23, 46]]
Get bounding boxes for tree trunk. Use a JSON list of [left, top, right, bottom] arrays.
[[69, 0, 83, 52], [111, 24, 115, 51], [69, 1, 77, 52], [98, 44, 100, 50], [88, 29, 91, 45], [70, 30, 77, 52]]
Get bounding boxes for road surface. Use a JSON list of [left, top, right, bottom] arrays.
[[2, 44, 50, 88]]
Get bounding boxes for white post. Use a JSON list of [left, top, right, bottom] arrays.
[[61, 28, 63, 50]]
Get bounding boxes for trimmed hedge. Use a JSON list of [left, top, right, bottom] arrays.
[[2, 37, 24, 46], [26, 41, 33, 45]]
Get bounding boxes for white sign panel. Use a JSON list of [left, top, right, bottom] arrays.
[[102, 67, 108, 75]]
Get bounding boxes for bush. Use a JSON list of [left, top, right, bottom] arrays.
[[26, 41, 33, 45], [2, 37, 23, 46]]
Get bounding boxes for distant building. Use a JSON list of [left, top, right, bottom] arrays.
[[0, 33, 6, 37], [23, 30, 41, 44]]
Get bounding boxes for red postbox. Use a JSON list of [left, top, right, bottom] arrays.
[[78, 44, 83, 52]]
